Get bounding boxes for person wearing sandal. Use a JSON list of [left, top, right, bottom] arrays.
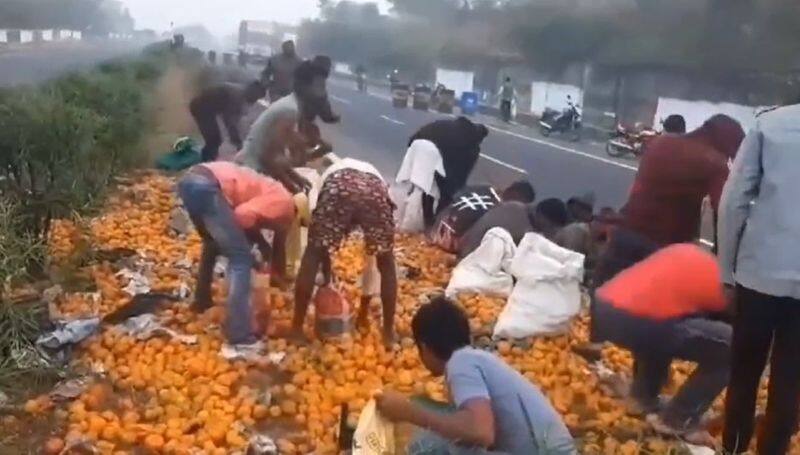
[[593, 243, 732, 443]]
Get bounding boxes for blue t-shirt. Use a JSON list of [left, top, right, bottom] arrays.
[[446, 348, 576, 455]]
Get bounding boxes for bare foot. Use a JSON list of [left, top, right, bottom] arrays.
[[356, 310, 370, 331], [287, 328, 311, 346], [190, 298, 212, 313], [382, 329, 397, 348], [572, 342, 604, 362]]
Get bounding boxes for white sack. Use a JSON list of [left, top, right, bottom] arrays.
[[446, 228, 516, 298], [493, 232, 584, 339]]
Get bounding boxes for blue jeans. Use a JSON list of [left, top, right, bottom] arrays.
[[178, 172, 255, 345], [408, 431, 508, 455]]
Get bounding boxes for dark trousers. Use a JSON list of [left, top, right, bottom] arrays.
[[500, 100, 512, 122], [595, 300, 731, 428], [191, 109, 222, 162], [589, 227, 660, 342], [723, 286, 800, 455]]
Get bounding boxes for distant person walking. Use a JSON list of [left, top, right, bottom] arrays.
[[720, 103, 800, 455], [189, 81, 265, 162], [261, 40, 302, 102], [500, 77, 515, 123]]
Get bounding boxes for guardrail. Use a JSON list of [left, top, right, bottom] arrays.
[[0, 29, 83, 45]]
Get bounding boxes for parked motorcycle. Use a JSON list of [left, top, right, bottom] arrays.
[[606, 123, 659, 158], [539, 98, 582, 141]]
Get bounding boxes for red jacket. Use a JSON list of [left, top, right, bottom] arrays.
[[622, 116, 744, 245]]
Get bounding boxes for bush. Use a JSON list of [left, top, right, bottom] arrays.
[[0, 200, 43, 299], [0, 88, 106, 241], [52, 70, 147, 170]]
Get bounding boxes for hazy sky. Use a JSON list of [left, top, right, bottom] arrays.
[[122, 0, 390, 37]]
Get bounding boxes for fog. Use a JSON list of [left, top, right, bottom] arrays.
[[121, 0, 390, 37]]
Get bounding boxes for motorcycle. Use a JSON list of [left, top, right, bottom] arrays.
[[606, 123, 659, 158], [539, 99, 582, 142]]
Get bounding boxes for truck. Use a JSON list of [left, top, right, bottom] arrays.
[[238, 20, 274, 65]]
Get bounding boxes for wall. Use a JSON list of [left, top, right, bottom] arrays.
[[581, 65, 796, 131], [435, 68, 474, 97], [654, 98, 766, 131], [530, 81, 583, 117], [334, 63, 352, 75]]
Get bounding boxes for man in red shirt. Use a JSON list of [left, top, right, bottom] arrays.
[[622, 114, 744, 246], [594, 244, 732, 440]]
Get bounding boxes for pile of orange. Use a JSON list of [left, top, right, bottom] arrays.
[[38, 173, 792, 454]]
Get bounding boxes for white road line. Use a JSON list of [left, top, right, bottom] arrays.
[[479, 153, 527, 174], [380, 115, 405, 126], [331, 76, 637, 172], [484, 124, 638, 172], [330, 94, 352, 105]]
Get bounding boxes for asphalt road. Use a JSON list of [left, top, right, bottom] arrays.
[[0, 41, 139, 87], [320, 78, 638, 210]]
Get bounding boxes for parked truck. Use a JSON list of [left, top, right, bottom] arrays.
[[238, 20, 273, 66]]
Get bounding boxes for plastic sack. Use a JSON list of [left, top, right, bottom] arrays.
[[360, 255, 381, 297], [445, 228, 516, 299], [314, 285, 352, 339], [352, 400, 395, 455], [390, 183, 428, 233], [155, 137, 201, 172], [493, 232, 585, 339]]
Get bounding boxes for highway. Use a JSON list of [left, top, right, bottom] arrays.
[[0, 41, 139, 87], [319, 78, 638, 210]]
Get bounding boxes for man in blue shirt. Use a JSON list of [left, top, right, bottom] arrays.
[[376, 297, 576, 454]]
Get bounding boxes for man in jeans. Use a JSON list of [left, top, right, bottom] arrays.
[[719, 102, 800, 455], [177, 161, 298, 350], [593, 244, 731, 440]]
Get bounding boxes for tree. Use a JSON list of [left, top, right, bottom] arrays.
[[0, 0, 134, 32], [387, 0, 461, 20]]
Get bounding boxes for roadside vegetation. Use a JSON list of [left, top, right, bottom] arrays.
[[0, 42, 202, 399]]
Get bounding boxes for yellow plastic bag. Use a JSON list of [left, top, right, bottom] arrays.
[[352, 400, 395, 455]]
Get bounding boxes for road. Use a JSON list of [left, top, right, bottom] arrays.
[[319, 78, 638, 210], [0, 41, 139, 87]]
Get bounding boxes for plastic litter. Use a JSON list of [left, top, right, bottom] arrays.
[[118, 314, 197, 345], [219, 341, 266, 361], [36, 318, 100, 349], [50, 377, 92, 402], [116, 268, 151, 296], [247, 434, 278, 455]]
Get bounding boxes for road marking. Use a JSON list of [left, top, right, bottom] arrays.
[[330, 95, 352, 105], [380, 115, 405, 126], [699, 238, 715, 247], [484, 124, 638, 172], [257, 99, 269, 107], [331, 76, 637, 172], [479, 153, 527, 174]]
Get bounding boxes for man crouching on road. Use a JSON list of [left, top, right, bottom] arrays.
[[593, 243, 731, 443], [376, 297, 577, 455]]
